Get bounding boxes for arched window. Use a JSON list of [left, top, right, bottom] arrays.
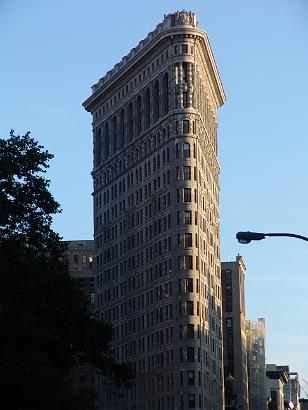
[[112, 115, 117, 154], [163, 73, 169, 114], [144, 88, 151, 129], [153, 80, 160, 122], [104, 122, 110, 159], [136, 95, 142, 136], [95, 127, 102, 166], [119, 109, 125, 148], [127, 102, 133, 141]]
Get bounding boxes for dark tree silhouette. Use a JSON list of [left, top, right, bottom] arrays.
[[0, 131, 132, 410]]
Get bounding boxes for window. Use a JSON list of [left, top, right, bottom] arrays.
[[185, 278, 193, 292], [183, 188, 191, 202], [186, 301, 193, 315], [193, 121, 196, 134], [187, 371, 195, 385], [178, 233, 192, 248], [103, 121, 110, 159], [182, 63, 188, 83], [136, 95, 142, 135], [187, 324, 194, 339], [185, 255, 193, 270], [182, 44, 188, 53], [178, 255, 193, 270], [180, 371, 184, 386], [188, 394, 195, 409], [184, 210, 192, 224], [153, 80, 160, 122], [183, 92, 188, 108], [183, 120, 189, 134], [163, 73, 169, 114], [79, 369, 86, 383], [180, 394, 184, 409], [111, 115, 118, 154], [119, 109, 125, 147], [73, 254, 79, 264], [226, 318, 233, 328], [187, 346, 194, 361], [183, 166, 191, 180], [145, 88, 151, 128], [175, 143, 180, 158], [127, 102, 133, 141], [183, 143, 190, 158], [184, 233, 192, 247]]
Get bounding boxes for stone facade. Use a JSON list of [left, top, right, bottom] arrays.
[[83, 11, 225, 410]]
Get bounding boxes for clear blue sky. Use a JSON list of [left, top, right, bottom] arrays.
[[1, 0, 308, 391]]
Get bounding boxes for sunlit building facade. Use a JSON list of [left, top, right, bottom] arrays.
[[83, 11, 225, 410]]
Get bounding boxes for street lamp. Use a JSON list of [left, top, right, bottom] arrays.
[[236, 231, 308, 244]]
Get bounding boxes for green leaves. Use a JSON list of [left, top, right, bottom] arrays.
[[0, 131, 133, 409], [0, 130, 61, 249]]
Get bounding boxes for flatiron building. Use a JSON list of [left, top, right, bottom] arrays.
[[83, 11, 225, 410]]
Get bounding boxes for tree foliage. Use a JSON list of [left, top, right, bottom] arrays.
[[0, 131, 132, 410]]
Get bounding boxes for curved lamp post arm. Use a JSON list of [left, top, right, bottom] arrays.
[[264, 232, 308, 242], [236, 231, 308, 244]]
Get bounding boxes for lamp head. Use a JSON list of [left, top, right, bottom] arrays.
[[236, 231, 266, 244]]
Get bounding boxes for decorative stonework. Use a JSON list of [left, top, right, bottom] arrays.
[[84, 11, 225, 410], [173, 10, 197, 27], [90, 11, 198, 95]]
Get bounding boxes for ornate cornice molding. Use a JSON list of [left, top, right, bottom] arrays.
[[83, 11, 225, 113]]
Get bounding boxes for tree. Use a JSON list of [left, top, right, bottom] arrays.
[[0, 131, 132, 410]]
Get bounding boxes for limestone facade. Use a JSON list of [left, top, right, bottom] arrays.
[[83, 11, 225, 410]]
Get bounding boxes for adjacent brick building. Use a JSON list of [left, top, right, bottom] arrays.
[[221, 256, 249, 410]]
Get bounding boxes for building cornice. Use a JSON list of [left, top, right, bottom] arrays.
[[83, 11, 225, 113]]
